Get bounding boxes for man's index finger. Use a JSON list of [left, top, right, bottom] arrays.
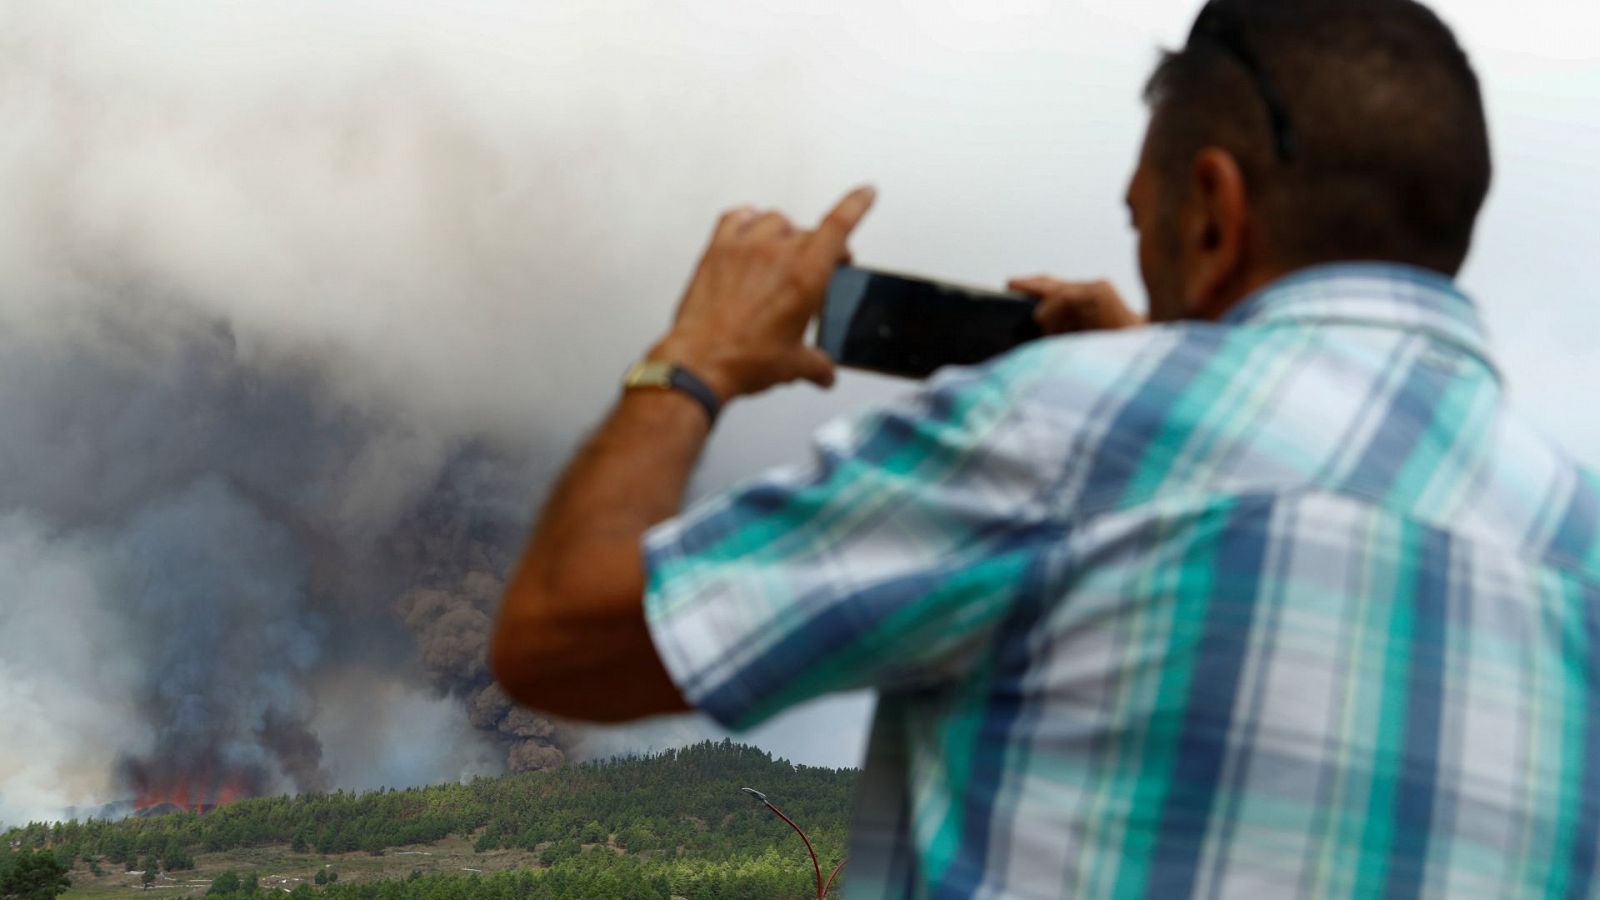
[[803, 185, 876, 269]]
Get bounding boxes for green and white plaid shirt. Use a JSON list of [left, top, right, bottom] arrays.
[[644, 263, 1600, 898]]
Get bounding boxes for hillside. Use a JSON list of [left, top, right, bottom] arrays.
[[1, 740, 857, 899]]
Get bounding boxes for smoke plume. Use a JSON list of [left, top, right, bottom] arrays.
[[0, 0, 913, 825], [0, 297, 569, 820], [0, 3, 619, 822]]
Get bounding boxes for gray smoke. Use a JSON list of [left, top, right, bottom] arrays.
[[0, 296, 566, 818], [0, 3, 639, 825], [0, 0, 892, 824]]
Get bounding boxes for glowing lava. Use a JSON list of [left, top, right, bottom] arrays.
[[134, 775, 249, 813], [124, 754, 263, 814]]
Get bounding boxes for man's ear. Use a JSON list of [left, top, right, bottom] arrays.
[[1178, 147, 1252, 319]]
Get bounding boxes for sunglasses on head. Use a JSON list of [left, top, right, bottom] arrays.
[[1187, 2, 1296, 163]]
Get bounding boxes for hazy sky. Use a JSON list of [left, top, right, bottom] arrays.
[[1, 1, 1596, 777]]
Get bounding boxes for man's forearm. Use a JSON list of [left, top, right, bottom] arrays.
[[489, 385, 709, 720], [515, 388, 710, 610], [491, 186, 874, 720]]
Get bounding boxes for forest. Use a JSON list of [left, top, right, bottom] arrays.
[[0, 740, 856, 899]]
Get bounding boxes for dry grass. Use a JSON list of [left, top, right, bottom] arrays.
[[61, 833, 551, 898]]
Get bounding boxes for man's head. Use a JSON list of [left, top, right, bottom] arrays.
[[1129, 0, 1492, 322]]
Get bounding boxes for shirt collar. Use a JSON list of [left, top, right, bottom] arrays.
[[1220, 262, 1500, 381]]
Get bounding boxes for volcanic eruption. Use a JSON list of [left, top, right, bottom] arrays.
[[0, 303, 569, 819], [0, 1, 750, 825]]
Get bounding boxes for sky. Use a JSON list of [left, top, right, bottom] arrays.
[[0, 0, 1595, 787]]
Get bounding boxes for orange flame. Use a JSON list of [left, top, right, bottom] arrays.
[[132, 766, 253, 813]]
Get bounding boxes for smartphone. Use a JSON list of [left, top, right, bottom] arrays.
[[817, 264, 1042, 379]]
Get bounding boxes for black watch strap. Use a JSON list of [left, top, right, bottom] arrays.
[[623, 360, 723, 426], [666, 365, 722, 426]]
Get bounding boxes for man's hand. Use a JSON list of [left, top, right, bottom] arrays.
[[651, 186, 877, 402], [493, 185, 878, 723], [1007, 276, 1146, 335]]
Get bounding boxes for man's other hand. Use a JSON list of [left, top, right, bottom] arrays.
[[1008, 276, 1146, 335], [651, 186, 877, 403]]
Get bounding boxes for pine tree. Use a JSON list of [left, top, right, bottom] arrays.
[[0, 850, 72, 899]]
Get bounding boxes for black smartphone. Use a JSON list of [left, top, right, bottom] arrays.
[[817, 264, 1043, 379]]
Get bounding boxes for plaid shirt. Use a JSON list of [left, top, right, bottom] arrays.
[[643, 263, 1600, 898]]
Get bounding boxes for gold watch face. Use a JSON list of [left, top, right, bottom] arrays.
[[624, 360, 674, 389]]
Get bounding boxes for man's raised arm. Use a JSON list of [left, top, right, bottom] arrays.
[[489, 186, 877, 722]]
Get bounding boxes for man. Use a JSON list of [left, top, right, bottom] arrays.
[[494, 0, 1600, 895]]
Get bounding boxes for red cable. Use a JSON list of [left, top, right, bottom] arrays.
[[763, 801, 823, 899], [822, 857, 848, 897]]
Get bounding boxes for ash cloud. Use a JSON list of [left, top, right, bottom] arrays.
[[0, 0, 898, 826], [0, 3, 628, 825], [0, 301, 566, 822]]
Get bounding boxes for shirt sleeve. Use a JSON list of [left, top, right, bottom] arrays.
[[641, 355, 1065, 732]]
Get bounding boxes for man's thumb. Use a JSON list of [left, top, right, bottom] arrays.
[[792, 346, 838, 390]]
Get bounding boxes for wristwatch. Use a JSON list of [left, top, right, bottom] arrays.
[[622, 359, 723, 425]]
